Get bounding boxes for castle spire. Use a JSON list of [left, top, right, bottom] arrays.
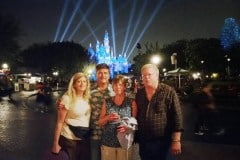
[[104, 30, 110, 54]]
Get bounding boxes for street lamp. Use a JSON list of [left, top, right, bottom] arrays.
[[201, 60, 204, 79], [150, 54, 162, 79], [2, 63, 9, 69], [171, 53, 177, 69], [151, 55, 162, 66], [53, 71, 59, 76], [53, 71, 59, 90], [87, 69, 93, 77], [151, 55, 162, 79], [227, 58, 231, 77], [1, 63, 10, 74], [162, 68, 167, 77]]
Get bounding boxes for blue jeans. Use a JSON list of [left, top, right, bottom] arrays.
[[139, 139, 175, 160]]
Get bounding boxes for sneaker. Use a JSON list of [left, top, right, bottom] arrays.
[[213, 128, 225, 136], [202, 125, 209, 131], [194, 131, 204, 135]]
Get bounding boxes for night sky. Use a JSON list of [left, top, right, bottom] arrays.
[[1, 0, 240, 61]]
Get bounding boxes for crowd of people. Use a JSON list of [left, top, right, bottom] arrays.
[[51, 63, 184, 160]]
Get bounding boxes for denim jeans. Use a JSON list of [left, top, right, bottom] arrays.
[[139, 139, 175, 160]]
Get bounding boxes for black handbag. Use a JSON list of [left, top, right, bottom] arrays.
[[68, 124, 91, 139]]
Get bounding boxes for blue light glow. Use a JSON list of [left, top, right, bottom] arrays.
[[53, 0, 69, 42], [124, 0, 148, 56], [127, 0, 165, 59], [68, 0, 98, 41], [79, 0, 129, 44], [88, 31, 130, 79], [60, 0, 82, 42], [121, 0, 137, 56], [54, 0, 162, 63], [109, 0, 116, 57]]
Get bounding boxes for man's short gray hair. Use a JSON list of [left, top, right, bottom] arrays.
[[141, 64, 159, 77]]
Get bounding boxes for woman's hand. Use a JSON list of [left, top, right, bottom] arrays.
[[108, 112, 120, 122], [51, 144, 61, 154], [56, 98, 65, 110], [117, 125, 127, 133]]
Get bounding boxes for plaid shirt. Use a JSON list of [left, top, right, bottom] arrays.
[[135, 83, 183, 141], [89, 84, 114, 140]]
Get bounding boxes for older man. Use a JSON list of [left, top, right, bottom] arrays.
[[135, 64, 183, 160]]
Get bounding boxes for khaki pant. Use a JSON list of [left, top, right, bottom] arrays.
[[101, 145, 133, 160]]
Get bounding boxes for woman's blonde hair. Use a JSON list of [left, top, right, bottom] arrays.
[[65, 72, 90, 104]]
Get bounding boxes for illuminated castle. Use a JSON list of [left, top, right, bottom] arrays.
[[88, 31, 130, 78]]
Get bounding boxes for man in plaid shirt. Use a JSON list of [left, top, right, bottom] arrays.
[[135, 64, 184, 160]]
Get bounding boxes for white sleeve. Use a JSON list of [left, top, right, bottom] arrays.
[[61, 94, 70, 110]]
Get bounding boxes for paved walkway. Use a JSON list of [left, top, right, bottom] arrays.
[[1, 91, 240, 160], [178, 141, 240, 160], [131, 141, 240, 160]]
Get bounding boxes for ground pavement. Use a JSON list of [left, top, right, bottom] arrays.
[[0, 91, 240, 160]]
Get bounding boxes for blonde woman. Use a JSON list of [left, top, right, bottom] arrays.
[[52, 72, 91, 160]]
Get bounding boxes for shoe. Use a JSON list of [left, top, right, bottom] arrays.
[[202, 125, 209, 131], [194, 131, 204, 135], [213, 128, 225, 136]]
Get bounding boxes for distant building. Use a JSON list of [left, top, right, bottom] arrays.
[[88, 30, 130, 79]]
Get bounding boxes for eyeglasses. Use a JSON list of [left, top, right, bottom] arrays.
[[142, 73, 154, 78]]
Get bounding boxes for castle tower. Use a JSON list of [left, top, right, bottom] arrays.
[[88, 30, 130, 78], [104, 30, 110, 54]]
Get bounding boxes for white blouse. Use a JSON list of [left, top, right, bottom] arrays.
[[60, 94, 91, 140]]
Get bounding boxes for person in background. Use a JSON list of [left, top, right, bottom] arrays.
[[98, 75, 137, 160], [52, 72, 91, 160], [89, 63, 114, 160], [34, 82, 52, 113], [36, 81, 44, 91], [135, 64, 183, 160], [42, 82, 53, 106], [36, 82, 45, 100], [192, 81, 225, 136]]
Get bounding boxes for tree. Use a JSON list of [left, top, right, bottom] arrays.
[[132, 37, 239, 79], [227, 42, 240, 76], [18, 41, 90, 78], [132, 41, 163, 76], [0, 14, 21, 69], [184, 38, 225, 73], [161, 40, 188, 69], [220, 18, 240, 50]]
